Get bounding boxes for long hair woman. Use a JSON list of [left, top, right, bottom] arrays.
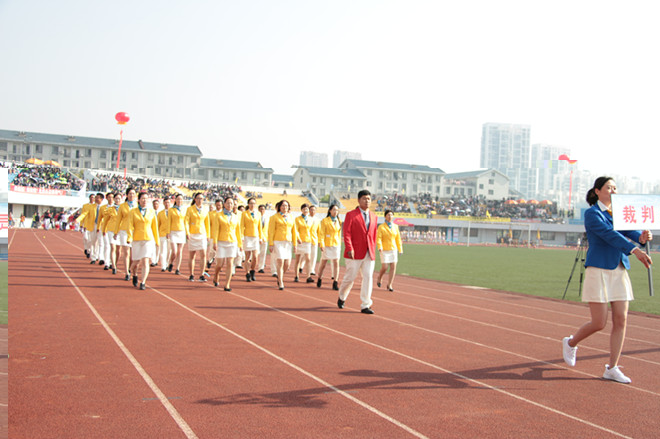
[[213, 197, 242, 291], [102, 192, 123, 275], [268, 199, 297, 290], [185, 192, 210, 282], [562, 177, 652, 383], [127, 191, 159, 290], [293, 203, 314, 283], [376, 210, 403, 292], [316, 204, 342, 290], [167, 193, 186, 275], [115, 187, 136, 281]]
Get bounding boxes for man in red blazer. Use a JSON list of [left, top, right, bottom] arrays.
[[337, 189, 378, 314]]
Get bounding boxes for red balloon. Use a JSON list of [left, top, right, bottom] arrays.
[[115, 112, 130, 125], [558, 154, 569, 161]]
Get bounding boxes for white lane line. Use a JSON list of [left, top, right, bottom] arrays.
[[161, 284, 634, 439], [151, 287, 429, 439], [397, 280, 660, 334], [38, 235, 199, 439]]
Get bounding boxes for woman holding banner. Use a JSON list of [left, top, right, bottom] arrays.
[[562, 177, 652, 383]]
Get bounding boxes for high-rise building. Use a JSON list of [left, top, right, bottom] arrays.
[[480, 123, 533, 197], [531, 143, 572, 201], [299, 151, 328, 168], [333, 150, 361, 168]]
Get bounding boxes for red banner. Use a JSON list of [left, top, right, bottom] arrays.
[[10, 185, 67, 196]]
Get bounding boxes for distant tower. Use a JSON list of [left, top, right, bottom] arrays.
[[299, 151, 328, 168], [480, 123, 532, 197], [333, 150, 361, 168]]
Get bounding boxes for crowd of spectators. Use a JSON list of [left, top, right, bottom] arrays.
[[89, 174, 174, 199], [373, 193, 412, 213], [3, 162, 84, 191], [185, 181, 241, 202]]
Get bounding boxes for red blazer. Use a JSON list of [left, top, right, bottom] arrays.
[[343, 207, 378, 260]]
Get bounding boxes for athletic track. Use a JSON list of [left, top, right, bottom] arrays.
[[7, 229, 660, 438]]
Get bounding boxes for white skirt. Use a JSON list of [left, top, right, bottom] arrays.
[[118, 230, 130, 247], [131, 240, 156, 261], [243, 236, 259, 252], [216, 241, 238, 259], [380, 250, 398, 264], [107, 231, 119, 246], [321, 245, 340, 261], [273, 241, 292, 260], [582, 265, 634, 303], [188, 233, 207, 251], [295, 242, 312, 255], [170, 230, 186, 244]]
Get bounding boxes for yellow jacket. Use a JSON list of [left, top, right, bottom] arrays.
[[115, 201, 137, 233], [259, 212, 268, 241], [294, 215, 313, 244], [318, 216, 342, 248], [168, 206, 186, 232], [100, 204, 118, 234], [215, 211, 242, 246], [268, 213, 296, 245], [77, 202, 99, 231], [309, 217, 320, 245], [376, 222, 403, 252], [185, 205, 210, 237], [127, 207, 159, 243], [209, 210, 220, 242], [241, 210, 263, 239], [157, 209, 170, 237]]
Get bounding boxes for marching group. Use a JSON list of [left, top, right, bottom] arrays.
[[76, 188, 403, 314]]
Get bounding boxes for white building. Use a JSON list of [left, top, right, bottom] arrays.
[[442, 169, 509, 200], [332, 150, 361, 168], [299, 151, 328, 168]]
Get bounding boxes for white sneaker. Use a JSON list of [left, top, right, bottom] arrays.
[[603, 365, 631, 384], [562, 336, 577, 366]]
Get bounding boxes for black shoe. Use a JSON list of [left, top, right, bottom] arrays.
[[272, 273, 278, 277], [112, 268, 117, 275], [258, 269, 265, 273], [299, 268, 303, 274], [132, 275, 138, 287], [104, 266, 109, 271], [139, 283, 146, 290], [199, 276, 207, 282], [99, 260, 104, 266], [317, 278, 322, 288], [332, 281, 339, 291], [84, 250, 89, 257], [246, 273, 251, 282], [150, 263, 157, 267], [224, 287, 232, 292], [161, 268, 166, 272], [388, 287, 394, 292], [377, 281, 381, 288], [188, 275, 194, 282], [85, 250, 90, 258], [279, 286, 284, 291], [294, 277, 299, 283], [124, 274, 130, 281], [167, 264, 173, 272], [90, 260, 96, 265], [236, 265, 243, 269], [337, 298, 345, 309], [214, 282, 219, 287], [306, 277, 315, 283], [207, 261, 212, 269], [361, 308, 374, 314], [175, 269, 180, 275], [250, 270, 256, 281]]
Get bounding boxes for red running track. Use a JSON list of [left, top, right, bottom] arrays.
[[8, 229, 660, 438]]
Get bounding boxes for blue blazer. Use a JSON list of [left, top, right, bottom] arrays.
[[584, 204, 642, 270]]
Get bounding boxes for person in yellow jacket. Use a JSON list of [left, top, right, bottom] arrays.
[[114, 187, 137, 281], [316, 204, 342, 291], [156, 196, 172, 272], [256, 204, 269, 274], [376, 210, 403, 292], [212, 197, 243, 291], [185, 192, 210, 282], [268, 199, 297, 290], [307, 204, 320, 276], [78, 194, 96, 258], [167, 193, 186, 275], [206, 200, 221, 273], [293, 203, 315, 284], [99, 192, 116, 271], [77, 193, 105, 265], [127, 191, 159, 290], [102, 192, 123, 275], [241, 197, 263, 282]]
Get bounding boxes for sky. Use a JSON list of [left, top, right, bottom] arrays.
[[1, 0, 659, 183]]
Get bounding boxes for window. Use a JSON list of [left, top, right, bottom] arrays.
[[86, 149, 92, 157], [63, 160, 70, 167], [241, 172, 247, 180], [446, 187, 451, 195], [479, 184, 484, 189], [84, 161, 91, 168], [488, 179, 494, 185], [0, 143, 6, 152], [312, 177, 317, 183], [100, 151, 107, 159], [51, 146, 59, 155], [131, 152, 137, 159], [488, 190, 494, 195], [35, 145, 43, 153]]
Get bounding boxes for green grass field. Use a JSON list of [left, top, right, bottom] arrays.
[[0, 261, 7, 325], [373, 244, 660, 316]]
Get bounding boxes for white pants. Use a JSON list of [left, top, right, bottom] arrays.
[[83, 229, 92, 251], [309, 244, 318, 273], [103, 232, 112, 265], [257, 240, 268, 270], [338, 255, 375, 310], [159, 237, 170, 269], [88, 229, 99, 261]]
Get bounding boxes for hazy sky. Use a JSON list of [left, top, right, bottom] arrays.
[[1, 0, 659, 182]]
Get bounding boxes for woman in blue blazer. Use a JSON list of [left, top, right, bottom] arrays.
[[562, 177, 652, 383]]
